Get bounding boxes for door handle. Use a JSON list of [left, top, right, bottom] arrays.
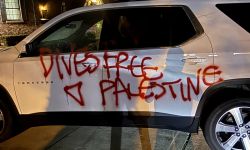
[[181, 57, 206, 64]]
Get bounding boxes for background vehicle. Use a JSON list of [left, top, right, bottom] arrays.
[[0, 1, 249, 149]]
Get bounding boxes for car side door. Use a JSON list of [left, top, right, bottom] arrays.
[[97, 6, 216, 119], [14, 12, 104, 114]]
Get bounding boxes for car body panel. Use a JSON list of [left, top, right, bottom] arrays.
[[0, 48, 22, 113], [0, 0, 249, 133], [13, 35, 214, 116], [199, 3, 250, 81], [11, 2, 217, 116]]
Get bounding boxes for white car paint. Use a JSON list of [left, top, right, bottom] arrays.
[[0, 47, 21, 113], [0, 0, 249, 118]]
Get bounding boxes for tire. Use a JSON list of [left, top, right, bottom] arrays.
[[0, 99, 15, 142], [204, 98, 250, 150]]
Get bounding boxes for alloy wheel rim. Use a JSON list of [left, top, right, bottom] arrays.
[[215, 107, 250, 150]]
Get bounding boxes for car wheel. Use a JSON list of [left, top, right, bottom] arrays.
[[0, 99, 14, 142], [204, 98, 250, 150]]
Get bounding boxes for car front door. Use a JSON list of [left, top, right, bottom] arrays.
[[14, 12, 104, 114]]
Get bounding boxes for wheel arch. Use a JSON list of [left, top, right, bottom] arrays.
[[196, 78, 250, 129], [0, 84, 20, 117]]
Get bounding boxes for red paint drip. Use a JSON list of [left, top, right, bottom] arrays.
[[40, 55, 54, 78]]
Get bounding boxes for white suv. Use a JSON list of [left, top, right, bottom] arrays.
[[0, 1, 250, 149]]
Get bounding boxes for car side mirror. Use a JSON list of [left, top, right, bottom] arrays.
[[24, 43, 39, 57], [26, 43, 33, 54], [18, 44, 32, 58], [19, 51, 28, 58]]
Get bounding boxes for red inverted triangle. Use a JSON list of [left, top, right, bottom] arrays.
[[64, 82, 84, 106]]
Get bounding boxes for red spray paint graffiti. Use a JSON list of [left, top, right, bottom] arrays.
[[40, 52, 100, 105], [64, 81, 85, 106], [40, 51, 223, 107], [40, 52, 100, 79]]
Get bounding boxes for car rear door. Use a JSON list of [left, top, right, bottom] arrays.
[[97, 6, 216, 119]]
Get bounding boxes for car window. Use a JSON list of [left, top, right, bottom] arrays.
[[99, 6, 200, 50], [30, 6, 201, 56], [42, 21, 83, 42], [216, 3, 250, 34], [85, 20, 103, 51], [33, 13, 103, 55]]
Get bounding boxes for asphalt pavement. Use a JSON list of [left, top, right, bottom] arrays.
[[0, 126, 210, 150]]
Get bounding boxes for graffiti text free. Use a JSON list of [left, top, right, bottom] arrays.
[[40, 52, 223, 106]]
